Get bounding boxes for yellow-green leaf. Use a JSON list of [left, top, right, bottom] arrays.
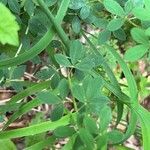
[[0, 3, 20, 46], [132, 7, 150, 21]]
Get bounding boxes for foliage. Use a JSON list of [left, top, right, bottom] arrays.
[[0, 3, 19, 46], [0, 0, 150, 149]]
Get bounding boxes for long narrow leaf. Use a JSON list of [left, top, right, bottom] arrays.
[[106, 45, 138, 102], [24, 136, 55, 150], [106, 45, 150, 149], [83, 32, 125, 125], [3, 99, 42, 130], [37, 0, 70, 50], [133, 105, 150, 150], [0, 113, 75, 139], [8, 80, 51, 104]]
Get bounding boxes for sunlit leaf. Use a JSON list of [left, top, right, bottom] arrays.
[[0, 3, 19, 46]]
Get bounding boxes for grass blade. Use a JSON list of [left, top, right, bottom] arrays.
[[3, 99, 42, 130], [0, 113, 75, 139], [37, 0, 70, 50], [106, 45, 138, 102], [106, 45, 150, 149], [133, 105, 150, 150], [8, 80, 51, 104], [24, 136, 55, 150]]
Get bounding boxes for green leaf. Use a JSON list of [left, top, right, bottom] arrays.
[[24, 0, 34, 16], [103, 0, 125, 17], [99, 106, 112, 132], [0, 3, 19, 46], [83, 76, 103, 99], [8, 80, 51, 104], [24, 137, 55, 150], [98, 30, 111, 44], [7, 0, 20, 14], [83, 116, 98, 134], [11, 65, 25, 79], [106, 46, 139, 144], [132, 7, 150, 21], [37, 91, 61, 104], [107, 18, 124, 31], [113, 145, 134, 150], [0, 0, 70, 68], [72, 16, 81, 34], [71, 83, 86, 102], [35, 68, 56, 80], [55, 54, 72, 67], [113, 28, 126, 41], [0, 139, 16, 150], [144, 0, 150, 9], [79, 128, 95, 150], [124, 44, 149, 61], [96, 134, 108, 150], [51, 104, 64, 121], [108, 130, 124, 144], [54, 126, 75, 138], [124, 0, 134, 14], [62, 134, 77, 150], [75, 57, 95, 71], [0, 114, 76, 139], [115, 102, 124, 126], [70, 40, 84, 64], [135, 105, 150, 150], [4, 99, 42, 130], [93, 18, 108, 29], [145, 27, 150, 36], [69, 0, 85, 10], [57, 79, 69, 99], [88, 96, 110, 115], [44, 0, 57, 7], [131, 28, 149, 45], [88, 54, 103, 67], [80, 6, 90, 19], [108, 110, 137, 144], [0, 0, 7, 5], [0, 103, 21, 114], [106, 45, 138, 102]]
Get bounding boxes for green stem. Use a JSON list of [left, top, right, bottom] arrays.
[[125, 18, 139, 27], [37, 0, 70, 51], [68, 72, 78, 112]]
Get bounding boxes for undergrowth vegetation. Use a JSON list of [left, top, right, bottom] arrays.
[[0, 0, 150, 149]]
